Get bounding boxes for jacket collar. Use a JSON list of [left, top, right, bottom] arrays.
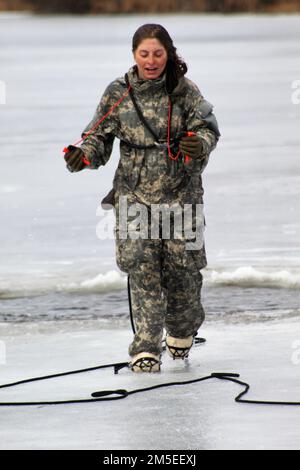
[[126, 65, 186, 97], [126, 65, 166, 94]]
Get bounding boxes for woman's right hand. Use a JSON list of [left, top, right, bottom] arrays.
[[64, 145, 88, 172]]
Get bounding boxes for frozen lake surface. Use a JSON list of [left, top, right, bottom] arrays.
[[0, 318, 299, 450], [0, 12, 300, 321], [0, 12, 300, 450]]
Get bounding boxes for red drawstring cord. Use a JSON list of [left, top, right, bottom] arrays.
[[64, 84, 193, 166], [167, 99, 194, 164], [74, 85, 132, 148], [167, 98, 181, 161], [63, 85, 132, 165], [183, 131, 195, 164]]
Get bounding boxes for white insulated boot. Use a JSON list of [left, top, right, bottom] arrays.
[[166, 335, 194, 360], [130, 352, 161, 373]]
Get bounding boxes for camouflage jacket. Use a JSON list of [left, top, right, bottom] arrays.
[[80, 65, 220, 205]]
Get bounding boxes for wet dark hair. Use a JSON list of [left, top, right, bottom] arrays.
[[132, 24, 188, 92]]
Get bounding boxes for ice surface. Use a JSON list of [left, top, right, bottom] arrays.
[[1, 12, 300, 293], [0, 12, 300, 450], [0, 318, 299, 450]]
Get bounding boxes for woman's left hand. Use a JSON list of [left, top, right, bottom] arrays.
[[179, 134, 204, 160]]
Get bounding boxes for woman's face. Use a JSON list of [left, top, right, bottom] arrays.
[[133, 38, 168, 80]]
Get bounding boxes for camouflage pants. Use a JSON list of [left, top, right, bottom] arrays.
[[114, 191, 206, 357]]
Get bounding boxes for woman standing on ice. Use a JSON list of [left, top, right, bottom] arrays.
[[64, 24, 220, 372]]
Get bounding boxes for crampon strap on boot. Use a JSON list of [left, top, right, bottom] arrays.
[[130, 356, 162, 373], [166, 344, 191, 359]]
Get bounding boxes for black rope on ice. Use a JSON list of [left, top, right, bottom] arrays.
[[0, 361, 130, 406], [127, 274, 136, 335], [1, 368, 300, 406], [0, 278, 299, 406]]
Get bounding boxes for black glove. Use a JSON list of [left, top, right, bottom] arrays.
[[64, 145, 87, 173], [179, 134, 204, 160]]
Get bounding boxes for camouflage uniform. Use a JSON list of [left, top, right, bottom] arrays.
[[80, 65, 219, 357]]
